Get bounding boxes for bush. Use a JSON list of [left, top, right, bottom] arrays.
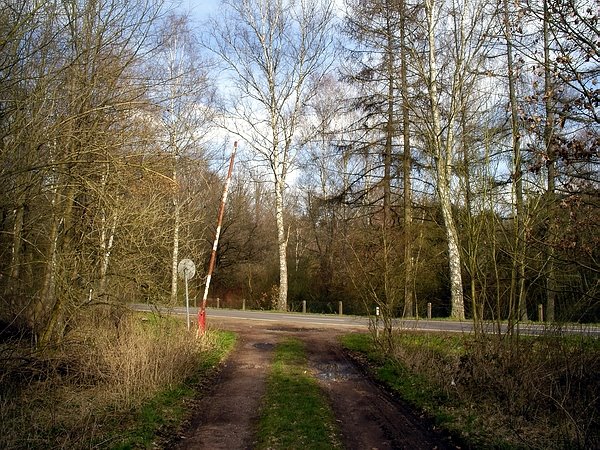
[[0, 309, 226, 449], [345, 331, 600, 449]]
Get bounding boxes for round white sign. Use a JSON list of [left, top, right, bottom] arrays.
[[177, 259, 196, 280]]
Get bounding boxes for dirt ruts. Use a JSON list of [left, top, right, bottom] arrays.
[[175, 320, 455, 450]]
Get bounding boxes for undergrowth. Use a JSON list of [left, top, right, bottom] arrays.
[[0, 309, 235, 449], [342, 331, 600, 449]]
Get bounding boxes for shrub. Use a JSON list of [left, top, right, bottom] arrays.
[[0, 309, 224, 449]]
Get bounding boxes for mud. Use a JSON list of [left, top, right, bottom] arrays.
[[175, 319, 455, 450]]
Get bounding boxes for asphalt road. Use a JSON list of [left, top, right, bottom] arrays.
[[130, 303, 600, 337]]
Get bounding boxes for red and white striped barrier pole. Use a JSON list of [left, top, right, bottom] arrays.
[[198, 141, 238, 336]]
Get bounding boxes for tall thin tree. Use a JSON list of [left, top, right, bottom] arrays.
[[207, 0, 334, 310]]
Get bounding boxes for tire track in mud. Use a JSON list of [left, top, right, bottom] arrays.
[[303, 332, 455, 450], [175, 326, 277, 450], [176, 321, 455, 450]]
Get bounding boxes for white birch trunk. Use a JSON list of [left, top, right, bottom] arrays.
[[6, 204, 25, 308], [275, 176, 288, 311], [99, 211, 117, 294], [425, 0, 465, 320], [171, 159, 180, 305]]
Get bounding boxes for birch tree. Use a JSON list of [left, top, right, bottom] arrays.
[[418, 0, 465, 319], [414, 0, 495, 320], [207, 0, 335, 310], [153, 14, 214, 304]]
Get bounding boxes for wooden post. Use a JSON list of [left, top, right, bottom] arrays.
[[538, 304, 544, 322], [338, 301, 343, 315], [427, 302, 432, 319], [302, 300, 306, 314], [216, 298, 220, 309], [242, 298, 246, 311]]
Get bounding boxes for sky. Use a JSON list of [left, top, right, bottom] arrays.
[[174, 0, 220, 24], [172, 0, 348, 26]]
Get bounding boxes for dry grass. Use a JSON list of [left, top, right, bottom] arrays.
[[390, 332, 600, 449], [0, 308, 223, 449]]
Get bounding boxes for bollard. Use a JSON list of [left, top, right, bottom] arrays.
[[216, 297, 220, 309], [427, 302, 432, 320], [538, 304, 544, 322], [242, 298, 246, 310], [338, 301, 343, 315], [302, 300, 306, 314]]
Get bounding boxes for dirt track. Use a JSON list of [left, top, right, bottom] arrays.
[[175, 319, 455, 450]]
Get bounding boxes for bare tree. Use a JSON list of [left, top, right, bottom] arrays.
[[206, 0, 335, 310], [413, 0, 495, 320], [419, 0, 465, 319], [152, 14, 214, 304], [0, 0, 165, 344]]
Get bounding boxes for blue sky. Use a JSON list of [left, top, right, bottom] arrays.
[[174, 0, 220, 23]]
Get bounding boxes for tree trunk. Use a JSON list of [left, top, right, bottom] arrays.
[[439, 185, 466, 320], [543, 0, 556, 322], [383, 6, 394, 228], [460, 104, 479, 325], [99, 211, 117, 295], [35, 191, 60, 331], [400, 0, 414, 318], [502, 0, 528, 328], [6, 202, 25, 309], [275, 176, 288, 310], [171, 155, 180, 305], [39, 183, 76, 346], [425, 0, 465, 320]]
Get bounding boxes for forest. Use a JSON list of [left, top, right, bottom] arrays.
[[0, 0, 598, 346]]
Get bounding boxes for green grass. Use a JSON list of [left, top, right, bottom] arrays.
[[341, 333, 450, 414], [108, 330, 236, 449], [341, 331, 600, 449], [342, 333, 489, 448], [256, 338, 342, 450]]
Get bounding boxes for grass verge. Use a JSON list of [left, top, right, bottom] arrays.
[[256, 338, 342, 450], [341, 332, 600, 449], [108, 327, 236, 449], [0, 311, 236, 449]]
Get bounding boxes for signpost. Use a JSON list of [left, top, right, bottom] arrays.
[[177, 258, 196, 330]]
